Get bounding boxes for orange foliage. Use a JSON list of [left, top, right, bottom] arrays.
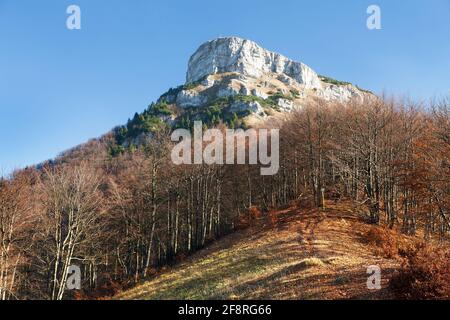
[[74, 280, 125, 300], [364, 226, 413, 258], [268, 209, 278, 227], [249, 206, 262, 220], [390, 244, 450, 299]]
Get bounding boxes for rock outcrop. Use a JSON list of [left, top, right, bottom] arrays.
[[187, 37, 322, 90], [113, 37, 376, 153], [155, 37, 373, 127]]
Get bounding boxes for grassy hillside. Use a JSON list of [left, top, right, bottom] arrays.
[[116, 201, 403, 300]]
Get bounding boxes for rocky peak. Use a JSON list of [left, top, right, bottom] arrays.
[[154, 37, 373, 129], [187, 37, 322, 89], [114, 38, 374, 149]]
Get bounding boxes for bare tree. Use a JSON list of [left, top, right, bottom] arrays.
[[40, 163, 104, 300]]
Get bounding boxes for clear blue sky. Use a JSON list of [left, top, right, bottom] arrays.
[[1, 0, 449, 174]]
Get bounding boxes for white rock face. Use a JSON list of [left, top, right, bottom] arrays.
[[277, 98, 295, 112], [200, 75, 216, 88], [317, 84, 364, 103], [251, 89, 268, 100], [229, 101, 266, 118], [277, 74, 296, 86], [217, 86, 240, 98], [187, 37, 322, 89], [240, 86, 251, 96], [176, 90, 206, 108]]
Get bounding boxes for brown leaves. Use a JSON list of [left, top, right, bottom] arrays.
[[390, 243, 450, 299]]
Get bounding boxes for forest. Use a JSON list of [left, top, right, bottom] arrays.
[[0, 96, 449, 300]]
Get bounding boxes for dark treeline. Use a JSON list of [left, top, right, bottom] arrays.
[[0, 97, 448, 299]]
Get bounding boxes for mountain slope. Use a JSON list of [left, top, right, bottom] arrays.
[[108, 37, 374, 153], [116, 201, 400, 300], [162, 37, 371, 118]]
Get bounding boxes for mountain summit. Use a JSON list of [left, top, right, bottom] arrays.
[[158, 37, 371, 123], [113, 37, 373, 148], [187, 37, 321, 89]]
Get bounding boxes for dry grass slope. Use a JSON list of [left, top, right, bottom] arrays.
[[116, 201, 405, 300]]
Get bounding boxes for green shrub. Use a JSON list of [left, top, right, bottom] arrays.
[[319, 75, 351, 86]]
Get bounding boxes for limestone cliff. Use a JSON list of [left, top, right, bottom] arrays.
[[155, 37, 373, 128], [113, 37, 375, 147], [187, 37, 322, 90]]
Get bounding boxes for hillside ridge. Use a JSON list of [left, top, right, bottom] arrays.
[[116, 201, 400, 300]]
